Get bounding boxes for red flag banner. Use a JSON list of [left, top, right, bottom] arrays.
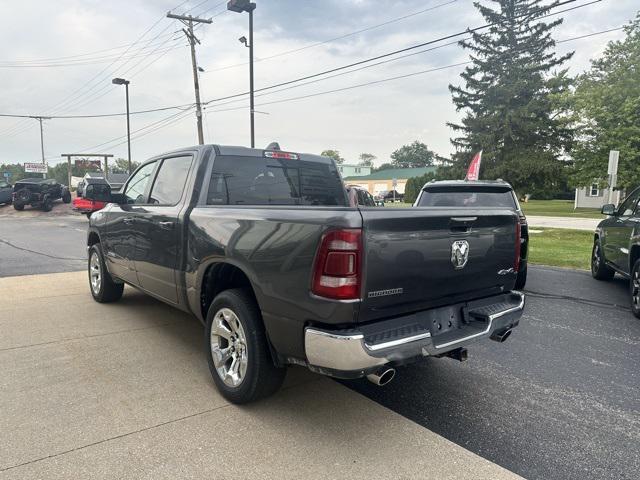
[[465, 150, 482, 181]]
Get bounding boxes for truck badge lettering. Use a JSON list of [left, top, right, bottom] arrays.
[[451, 240, 470, 270], [367, 288, 403, 298]]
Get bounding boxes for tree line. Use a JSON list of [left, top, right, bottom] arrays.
[[324, 2, 640, 198]]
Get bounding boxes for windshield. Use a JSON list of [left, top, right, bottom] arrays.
[[418, 187, 517, 209]]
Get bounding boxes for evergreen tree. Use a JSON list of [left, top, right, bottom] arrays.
[[448, 0, 573, 197]]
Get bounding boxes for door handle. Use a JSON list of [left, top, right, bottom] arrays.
[[123, 217, 135, 225], [158, 221, 175, 230]]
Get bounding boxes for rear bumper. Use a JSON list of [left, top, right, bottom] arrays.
[[304, 291, 525, 378]]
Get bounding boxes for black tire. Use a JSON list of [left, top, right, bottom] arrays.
[[85, 213, 93, 219], [62, 191, 72, 203], [591, 239, 615, 280], [15, 188, 31, 203], [42, 198, 53, 212], [631, 260, 640, 319], [205, 289, 286, 404], [514, 263, 527, 290], [88, 244, 124, 303], [13, 203, 24, 211]]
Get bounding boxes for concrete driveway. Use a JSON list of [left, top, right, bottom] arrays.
[[526, 215, 599, 231], [0, 271, 521, 479]]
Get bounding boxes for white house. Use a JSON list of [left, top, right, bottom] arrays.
[[575, 183, 622, 209]]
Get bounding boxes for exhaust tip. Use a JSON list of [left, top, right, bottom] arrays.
[[366, 368, 395, 386], [491, 328, 512, 343]]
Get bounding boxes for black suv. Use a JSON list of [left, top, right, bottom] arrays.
[[592, 186, 640, 318], [414, 179, 529, 289], [12, 178, 71, 211]]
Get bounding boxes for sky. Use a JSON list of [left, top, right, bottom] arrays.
[[0, 0, 637, 168]]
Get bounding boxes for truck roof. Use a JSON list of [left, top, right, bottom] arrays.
[[15, 178, 48, 184], [422, 179, 513, 189]]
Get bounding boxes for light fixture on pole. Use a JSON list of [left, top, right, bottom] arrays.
[[228, 0, 257, 148], [112, 77, 132, 174]]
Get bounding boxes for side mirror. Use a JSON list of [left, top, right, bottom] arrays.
[[601, 204, 616, 216]]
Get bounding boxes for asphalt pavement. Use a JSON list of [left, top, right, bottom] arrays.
[[347, 266, 639, 480]]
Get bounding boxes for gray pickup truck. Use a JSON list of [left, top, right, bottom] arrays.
[[86, 144, 525, 403]]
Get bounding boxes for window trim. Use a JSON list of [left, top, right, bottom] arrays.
[[147, 154, 195, 207], [589, 184, 599, 197], [121, 159, 159, 206]]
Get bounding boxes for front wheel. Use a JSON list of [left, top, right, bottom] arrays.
[[62, 191, 71, 203], [205, 289, 286, 404], [631, 260, 640, 319], [13, 203, 24, 211], [42, 198, 53, 212], [591, 240, 615, 280], [88, 244, 124, 303]]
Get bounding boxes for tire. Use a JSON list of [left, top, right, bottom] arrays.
[[631, 260, 640, 319], [88, 244, 124, 303], [15, 188, 31, 203], [62, 191, 72, 203], [591, 239, 615, 280], [205, 289, 286, 404], [85, 213, 93, 219], [42, 198, 53, 212], [13, 203, 24, 211], [514, 263, 527, 290]]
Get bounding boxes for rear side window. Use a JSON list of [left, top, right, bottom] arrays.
[[149, 155, 193, 205], [418, 187, 517, 208], [207, 156, 346, 206]]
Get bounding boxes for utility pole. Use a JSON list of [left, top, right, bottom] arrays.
[[31, 116, 51, 177], [166, 12, 212, 145]]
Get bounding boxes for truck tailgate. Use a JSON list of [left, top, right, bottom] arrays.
[[358, 208, 519, 323]]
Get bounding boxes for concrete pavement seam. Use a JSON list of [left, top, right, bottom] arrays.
[[0, 238, 85, 261], [0, 376, 325, 473]]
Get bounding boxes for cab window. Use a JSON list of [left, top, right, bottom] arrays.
[[123, 161, 156, 204]]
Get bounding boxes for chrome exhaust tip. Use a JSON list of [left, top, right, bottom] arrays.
[[490, 328, 512, 343], [366, 367, 396, 386]]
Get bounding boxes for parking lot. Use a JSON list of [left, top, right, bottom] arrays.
[[1, 212, 639, 479]]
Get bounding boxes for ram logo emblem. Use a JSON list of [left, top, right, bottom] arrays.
[[451, 240, 470, 270]]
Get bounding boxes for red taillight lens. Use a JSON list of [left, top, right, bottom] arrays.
[[312, 229, 362, 300], [514, 222, 521, 273]]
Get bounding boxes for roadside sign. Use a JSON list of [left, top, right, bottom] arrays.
[[3, 171, 11, 179], [75, 159, 102, 170], [392, 178, 398, 187], [24, 163, 47, 174], [607, 151, 619, 175]]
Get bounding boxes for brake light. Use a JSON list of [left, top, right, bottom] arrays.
[[514, 222, 521, 273], [312, 229, 362, 300], [264, 150, 299, 160]]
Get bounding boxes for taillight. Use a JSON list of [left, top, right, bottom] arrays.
[[514, 222, 521, 272], [311, 229, 362, 300]]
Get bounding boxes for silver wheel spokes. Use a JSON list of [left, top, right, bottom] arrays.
[[633, 270, 640, 309], [593, 245, 601, 270], [90, 252, 101, 295], [210, 308, 248, 387]]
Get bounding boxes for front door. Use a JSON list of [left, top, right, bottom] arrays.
[[102, 161, 157, 284], [604, 188, 640, 273], [133, 155, 194, 304]]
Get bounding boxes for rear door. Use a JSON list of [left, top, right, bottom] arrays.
[[133, 154, 194, 303], [102, 161, 158, 285], [357, 208, 519, 323], [604, 188, 640, 272]]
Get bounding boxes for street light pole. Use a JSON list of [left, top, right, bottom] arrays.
[[112, 77, 132, 174], [228, 0, 257, 148]]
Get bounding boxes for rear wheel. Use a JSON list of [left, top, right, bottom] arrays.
[[205, 289, 286, 404], [631, 260, 640, 319], [88, 244, 124, 303], [591, 239, 615, 280]]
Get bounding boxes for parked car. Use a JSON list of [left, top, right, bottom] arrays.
[[592, 187, 640, 318], [377, 190, 404, 202], [345, 184, 383, 207], [0, 181, 12, 205], [414, 179, 529, 289], [12, 178, 71, 211], [86, 144, 525, 404], [73, 177, 111, 218]]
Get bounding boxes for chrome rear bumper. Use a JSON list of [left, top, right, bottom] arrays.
[[304, 291, 525, 376]]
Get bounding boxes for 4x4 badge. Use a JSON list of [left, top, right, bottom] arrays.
[[451, 240, 470, 270]]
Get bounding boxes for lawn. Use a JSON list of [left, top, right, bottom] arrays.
[[527, 227, 593, 270], [521, 200, 602, 219]]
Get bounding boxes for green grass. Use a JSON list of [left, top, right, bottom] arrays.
[[527, 227, 593, 270], [521, 200, 602, 219], [384, 201, 412, 208]]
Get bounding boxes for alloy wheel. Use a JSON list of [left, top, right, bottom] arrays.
[[633, 268, 640, 310], [89, 252, 102, 295], [210, 308, 248, 387]]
